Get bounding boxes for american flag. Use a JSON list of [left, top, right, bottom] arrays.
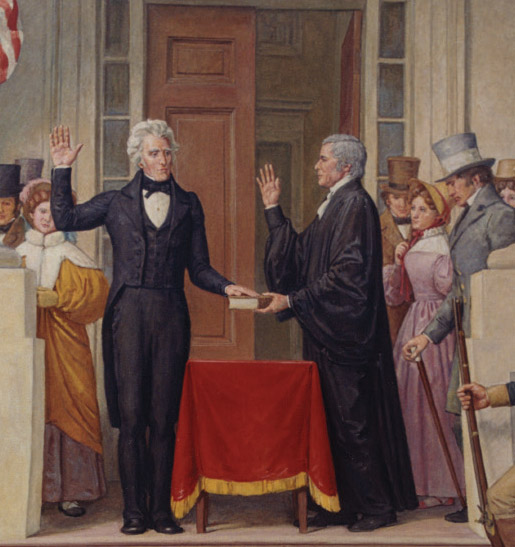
[[0, 0, 22, 84]]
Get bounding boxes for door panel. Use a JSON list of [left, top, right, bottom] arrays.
[[147, 5, 255, 359]]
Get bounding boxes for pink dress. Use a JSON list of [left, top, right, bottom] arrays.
[[383, 227, 465, 497]]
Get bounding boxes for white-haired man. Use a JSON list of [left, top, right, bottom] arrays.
[[257, 134, 417, 532], [49, 122, 256, 535]]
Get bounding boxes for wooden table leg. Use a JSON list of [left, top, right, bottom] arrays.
[[204, 492, 209, 529], [297, 487, 308, 533], [292, 489, 299, 523], [196, 491, 208, 533]]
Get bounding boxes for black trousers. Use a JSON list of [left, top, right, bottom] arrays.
[[305, 343, 393, 517], [112, 287, 190, 521]]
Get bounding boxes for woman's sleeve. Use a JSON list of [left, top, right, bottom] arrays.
[[433, 254, 453, 297], [383, 263, 405, 307], [54, 259, 109, 324]]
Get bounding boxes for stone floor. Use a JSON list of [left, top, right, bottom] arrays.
[[3, 482, 489, 547]]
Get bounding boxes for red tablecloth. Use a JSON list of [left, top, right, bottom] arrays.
[[171, 359, 340, 518]]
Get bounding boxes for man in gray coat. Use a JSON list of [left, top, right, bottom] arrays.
[[403, 132, 515, 522]]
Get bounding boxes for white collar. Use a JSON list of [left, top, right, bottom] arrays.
[[327, 174, 354, 197], [467, 186, 482, 207], [419, 226, 447, 239], [25, 229, 65, 247]]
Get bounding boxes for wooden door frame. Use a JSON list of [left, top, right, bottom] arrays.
[[129, 0, 364, 140]]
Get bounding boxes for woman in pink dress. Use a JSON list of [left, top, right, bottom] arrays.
[[383, 179, 465, 509]]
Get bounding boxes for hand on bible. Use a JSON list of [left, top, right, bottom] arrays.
[[225, 284, 260, 297], [255, 292, 288, 314], [256, 163, 281, 207], [49, 125, 83, 167], [37, 287, 59, 308]]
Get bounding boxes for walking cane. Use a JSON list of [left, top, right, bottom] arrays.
[[411, 351, 467, 509]]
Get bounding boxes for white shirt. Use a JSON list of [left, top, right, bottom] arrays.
[[396, 222, 411, 240], [467, 186, 482, 207], [317, 174, 354, 219], [143, 189, 170, 229]]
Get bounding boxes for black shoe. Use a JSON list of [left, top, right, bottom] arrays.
[[121, 517, 147, 535], [58, 502, 86, 517], [348, 512, 397, 532], [294, 511, 357, 528], [445, 507, 468, 523], [152, 518, 184, 534]]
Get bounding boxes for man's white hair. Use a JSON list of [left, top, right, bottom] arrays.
[[127, 119, 179, 165], [322, 134, 367, 179]]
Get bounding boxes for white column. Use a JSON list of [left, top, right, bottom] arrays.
[[464, 247, 515, 538], [0, 268, 45, 539]]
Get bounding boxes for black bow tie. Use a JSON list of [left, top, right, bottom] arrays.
[[142, 179, 172, 198], [394, 216, 411, 226]]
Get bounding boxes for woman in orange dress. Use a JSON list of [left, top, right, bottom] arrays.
[[16, 180, 109, 517]]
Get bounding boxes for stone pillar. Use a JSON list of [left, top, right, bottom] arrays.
[[464, 244, 515, 538], [0, 267, 45, 539]]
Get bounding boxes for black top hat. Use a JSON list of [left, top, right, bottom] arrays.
[[0, 164, 21, 198], [15, 158, 44, 186]]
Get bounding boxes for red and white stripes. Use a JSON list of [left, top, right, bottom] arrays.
[[0, 0, 22, 84]]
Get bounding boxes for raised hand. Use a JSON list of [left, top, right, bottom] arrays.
[[256, 163, 281, 208], [49, 125, 83, 167]]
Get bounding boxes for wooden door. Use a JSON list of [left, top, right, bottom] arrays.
[[147, 5, 256, 359], [339, 10, 362, 136]]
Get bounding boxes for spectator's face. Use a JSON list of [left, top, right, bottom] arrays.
[[0, 197, 18, 226], [315, 144, 344, 189], [410, 196, 437, 231], [31, 201, 56, 235], [386, 193, 409, 218], [500, 187, 515, 208], [139, 135, 173, 182], [445, 174, 476, 207]]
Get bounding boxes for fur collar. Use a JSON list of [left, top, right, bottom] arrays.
[[17, 230, 98, 288]]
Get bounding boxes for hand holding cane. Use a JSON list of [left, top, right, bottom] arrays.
[[410, 348, 467, 509]]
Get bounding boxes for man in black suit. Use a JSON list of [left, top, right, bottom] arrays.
[[50, 122, 256, 535], [256, 134, 417, 532]]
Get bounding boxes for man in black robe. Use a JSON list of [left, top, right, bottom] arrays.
[[256, 134, 417, 531]]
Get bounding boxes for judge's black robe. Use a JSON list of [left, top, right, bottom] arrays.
[[264, 178, 417, 516]]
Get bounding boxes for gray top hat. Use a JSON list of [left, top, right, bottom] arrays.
[[432, 132, 495, 182], [0, 164, 21, 198], [15, 158, 44, 186]]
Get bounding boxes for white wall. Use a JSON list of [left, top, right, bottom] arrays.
[[468, 0, 515, 166]]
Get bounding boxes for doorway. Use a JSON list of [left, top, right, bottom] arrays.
[[146, 5, 361, 360]]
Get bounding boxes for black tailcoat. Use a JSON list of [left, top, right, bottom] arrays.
[[51, 168, 231, 428], [265, 179, 417, 514]]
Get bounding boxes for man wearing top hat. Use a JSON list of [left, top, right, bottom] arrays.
[[0, 164, 25, 248], [380, 156, 420, 345], [402, 132, 515, 523], [0, 159, 44, 248], [494, 159, 515, 208]]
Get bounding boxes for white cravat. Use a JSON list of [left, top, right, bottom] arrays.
[[317, 174, 354, 219]]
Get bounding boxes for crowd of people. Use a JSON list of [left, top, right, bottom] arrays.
[[379, 133, 515, 544], [1, 124, 515, 541]]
